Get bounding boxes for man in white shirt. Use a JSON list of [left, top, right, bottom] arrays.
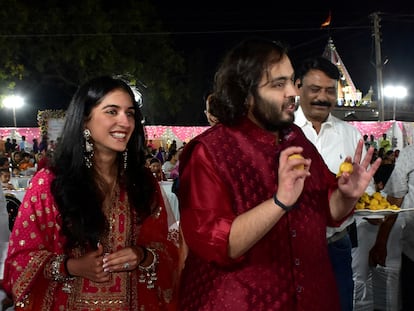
[[18, 135, 31, 153], [294, 56, 372, 311], [382, 145, 414, 310]]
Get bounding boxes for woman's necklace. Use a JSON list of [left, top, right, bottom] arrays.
[[107, 178, 118, 231]]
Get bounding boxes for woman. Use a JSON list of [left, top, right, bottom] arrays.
[[3, 76, 180, 310], [161, 149, 179, 179]]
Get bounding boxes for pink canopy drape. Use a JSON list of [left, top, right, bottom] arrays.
[[2, 122, 414, 148]]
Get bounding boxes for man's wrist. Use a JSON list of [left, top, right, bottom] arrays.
[[273, 193, 296, 212]]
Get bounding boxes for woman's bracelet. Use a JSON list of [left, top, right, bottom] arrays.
[[138, 248, 159, 289], [138, 246, 148, 266], [63, 256, 74, 277], [45, 254, 75, 283]]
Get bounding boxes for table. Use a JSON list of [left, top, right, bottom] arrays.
[[10, 176, 31, 190]]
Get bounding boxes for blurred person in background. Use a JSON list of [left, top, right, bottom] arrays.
[[0, 157, 10, 170], [204, 93, 219, 126], [150, 158, 167, 182], [377, 144, 414, 311], [162, 149, 180, 179], [0, 168, 15, 190], [32, 138, 39, 154], [0, 136, 5, 155]]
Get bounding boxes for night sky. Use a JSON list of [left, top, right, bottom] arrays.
[[154, 2, 414, 95], [2, 2, 414, 127]]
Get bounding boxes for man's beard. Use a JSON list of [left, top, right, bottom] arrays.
[[251, 94, 295, 132]]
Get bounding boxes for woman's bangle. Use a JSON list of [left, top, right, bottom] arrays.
[[64, 256, 74, 277], [138, 248, 158, 289], [138, 246, 148, 266], [46, 254, 74, 282]]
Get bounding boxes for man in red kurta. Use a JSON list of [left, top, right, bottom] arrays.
[[178, 38, 380, 311]]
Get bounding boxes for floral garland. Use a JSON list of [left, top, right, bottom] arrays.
[[37, 109, 66, 137]]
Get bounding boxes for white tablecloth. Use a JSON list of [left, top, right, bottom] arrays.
[[10, 176, 32, 190], [159, 181, 179, 222]]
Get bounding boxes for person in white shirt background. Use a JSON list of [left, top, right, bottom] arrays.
[[162, 148, 180, 179], [294, 56, 375, 311], [380, 145, 414, 310], [0, 186, 12, 310]]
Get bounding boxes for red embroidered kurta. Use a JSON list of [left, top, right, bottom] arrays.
[[178, 117, 342, 311], [3, 168, 180, 310]]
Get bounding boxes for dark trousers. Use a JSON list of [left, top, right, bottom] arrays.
[[401, 252, 414, 311], [328, 233, 354, 311]]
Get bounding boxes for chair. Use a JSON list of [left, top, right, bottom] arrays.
[[0, 285, 14, 311], [4, 194, 20, 231]]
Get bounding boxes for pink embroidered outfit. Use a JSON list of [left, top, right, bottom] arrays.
[[3, 169, 180, 310], [178, 117, 345, 310]]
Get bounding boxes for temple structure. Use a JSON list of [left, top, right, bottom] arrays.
[[323, 37, 373, 107]]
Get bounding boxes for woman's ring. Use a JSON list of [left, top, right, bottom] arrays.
[[123, 262, 130, 269]]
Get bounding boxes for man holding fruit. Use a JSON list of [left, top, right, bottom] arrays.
[[178, 38, 381, 310]]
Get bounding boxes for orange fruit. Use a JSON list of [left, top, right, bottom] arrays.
[[336, 161, 353, 177], [288, 154, 305, 170]]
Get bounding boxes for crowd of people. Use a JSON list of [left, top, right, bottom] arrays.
[[0, 134, 55, 183], [143, 141, 183, 183], [0, 36, 412, 311]]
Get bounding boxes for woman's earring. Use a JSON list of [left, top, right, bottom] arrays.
[[83, 129, 94, 168], [123, 149, 128, 171]]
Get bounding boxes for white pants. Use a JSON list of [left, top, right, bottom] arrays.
[[352, 215, 403, 311]]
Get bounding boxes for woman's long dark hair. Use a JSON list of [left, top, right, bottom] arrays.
[[51, 76, 156, 251]]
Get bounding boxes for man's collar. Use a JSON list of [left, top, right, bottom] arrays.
[[294, 106, 334, 127]]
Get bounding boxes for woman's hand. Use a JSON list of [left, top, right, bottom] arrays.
[[102, 246, 143, 272], [66, 243, 111, 283]]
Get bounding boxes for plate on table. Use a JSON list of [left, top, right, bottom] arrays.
[[355, 207, 414, 216]]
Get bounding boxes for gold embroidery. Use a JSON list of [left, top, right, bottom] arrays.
[[30, 232, 36, 239], [19, 240, 26, 246], [68, 187, 135, 309]]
